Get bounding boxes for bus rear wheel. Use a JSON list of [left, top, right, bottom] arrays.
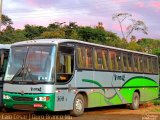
[[130, 92, 140, 110], [70, 94, 85, 117]]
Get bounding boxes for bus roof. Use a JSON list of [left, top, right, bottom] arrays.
[[0, 44, 11, 49], [12, 39, 157, 57]]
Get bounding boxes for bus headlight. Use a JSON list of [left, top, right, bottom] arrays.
[[34, 96, 50, 101], [3, 95, 11, 99]]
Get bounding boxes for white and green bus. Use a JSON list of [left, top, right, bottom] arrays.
[[3, 39, 159, 116], [0, 44, 10, 107]]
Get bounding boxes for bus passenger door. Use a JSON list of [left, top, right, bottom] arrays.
[[55, 43, 75, 111]]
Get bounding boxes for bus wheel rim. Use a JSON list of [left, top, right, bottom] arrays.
[[75, 98, 83, 112], [134, 96, 138, 107]]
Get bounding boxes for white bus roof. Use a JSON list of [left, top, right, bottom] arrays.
[[12, 39, 157, 57], [0, 44, 11, 49]]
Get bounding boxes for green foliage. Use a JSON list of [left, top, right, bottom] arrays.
[[105, 32, 127, 48], [126, 40, 143, 51], [0, 26, 28, 43], [152, 99, 160, 105], [40, 29, 65, 38], [1, 14, 13, 27], [77, 26, 109, 44], [24, 24, 46, 39], [137, 38, 160, 55], [64, 22, 79, 39]]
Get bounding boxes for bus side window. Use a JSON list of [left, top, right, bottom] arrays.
[[152, 57, 158, 74], [143, 56, 150, 73], [85, 47, 93, 69], [56, 46, 74, 83], [148, 57, 153, 73], [122, 52, 133, 72], [77, 46, 93, 69], [138, 56, 143, 72], [133, 54, 144, 73], [115, 51, 121, 71], [94, 49, 108, 70], [109, 50, 121, 71], [102, 50, 108, 70], [133, 54, 138, 72], [108, 50, 114, 70], [94, 49, 99, 69], [122, 53, 126, 71], [77, 47, 85, 68]]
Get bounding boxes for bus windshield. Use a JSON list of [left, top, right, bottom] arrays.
[[4, 45, 55, 82]]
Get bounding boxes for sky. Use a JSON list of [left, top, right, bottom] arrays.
[[2, 0, 160, 39]]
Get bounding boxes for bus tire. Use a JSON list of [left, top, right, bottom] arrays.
[[70, 94, 85, 117], [130, 92, 140, 110]]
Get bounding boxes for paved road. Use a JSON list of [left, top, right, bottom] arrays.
[[0, 105, 159, 120]]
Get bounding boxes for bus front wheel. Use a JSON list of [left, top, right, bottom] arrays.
[[130, 92, 140, 110], [70, 94, 85, 117]]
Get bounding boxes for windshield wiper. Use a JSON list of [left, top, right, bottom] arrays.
[[9, 66, 24, 83], [10, 47, 29, 83]]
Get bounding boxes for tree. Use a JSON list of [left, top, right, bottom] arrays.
[[24, 24, 46, 39], [105, 31, 127, 48], [112, 13, 132, 39], [137, 38, 160, 55], [126, 40, 142, 51], [130, 35, 137, 42], [64, 22, 79, 39], [1, 14, 13, 27], [96, 22, 104, 30], [0, 26, 28, 43], [126, 19, 148, 39], [112, 13, 148, 40], [0, 25, 14, 43], [47, 22, 65, 31], [77, 26, 107, 43], [40, 29, 65, 38]]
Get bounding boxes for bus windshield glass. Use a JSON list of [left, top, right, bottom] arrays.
[[4, 45, 55, 82]]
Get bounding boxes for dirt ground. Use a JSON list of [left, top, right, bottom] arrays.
[[0, 102, 159, 120]]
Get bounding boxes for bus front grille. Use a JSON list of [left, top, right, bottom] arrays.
[[13, 104, 36, 110], [12, 96, 33, 101]]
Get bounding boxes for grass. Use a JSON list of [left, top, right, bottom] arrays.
[[152, 99, 160, 105]]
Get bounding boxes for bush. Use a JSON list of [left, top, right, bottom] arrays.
[[152, 99, 160, 105]]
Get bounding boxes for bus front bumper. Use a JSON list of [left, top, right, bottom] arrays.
[[3, 92, 55, 111]]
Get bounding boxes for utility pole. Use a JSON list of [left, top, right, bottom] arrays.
[[0, 0, 3, 31]]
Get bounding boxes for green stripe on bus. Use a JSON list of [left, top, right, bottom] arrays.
[[82, 76, 158, 107]]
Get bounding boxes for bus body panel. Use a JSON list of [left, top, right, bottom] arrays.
[[74, 70, 159, 108]]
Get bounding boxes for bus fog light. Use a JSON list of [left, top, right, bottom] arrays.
[[35, 96, 50, 101], [3, 95, 11, 99]]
